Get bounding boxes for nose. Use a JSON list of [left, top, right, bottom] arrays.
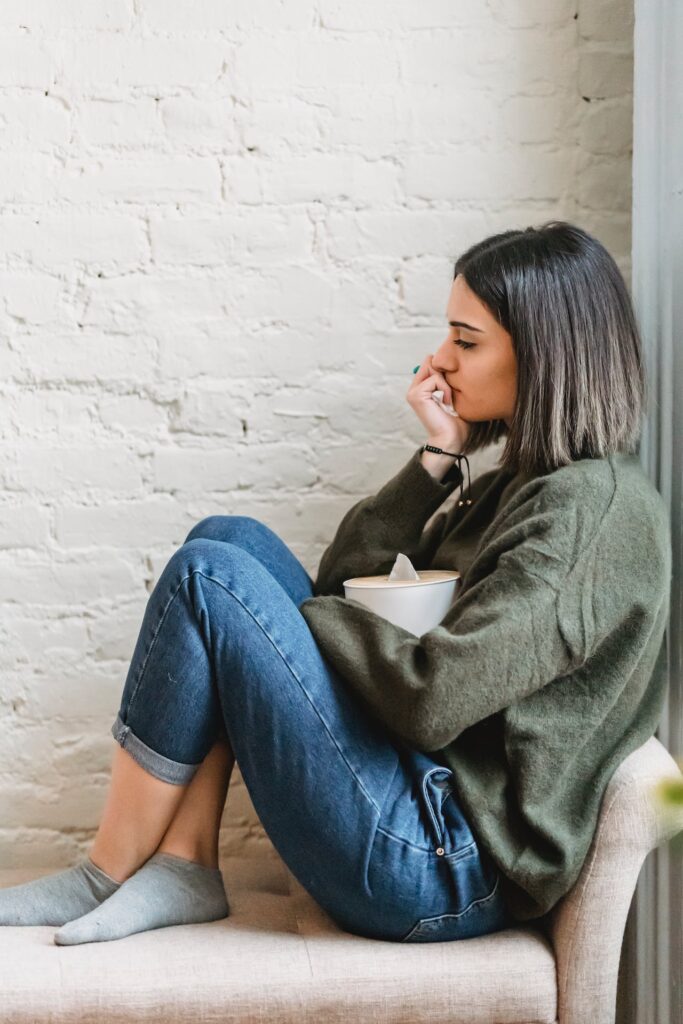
[[432, 339, 457, 373]]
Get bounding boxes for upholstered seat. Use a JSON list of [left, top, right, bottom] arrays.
[[1, 736, 681, 1024]]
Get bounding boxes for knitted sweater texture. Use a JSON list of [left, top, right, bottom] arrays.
[[299, 445, 672, 920]]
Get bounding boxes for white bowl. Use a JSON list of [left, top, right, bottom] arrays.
[[343, 570, 461, 636]]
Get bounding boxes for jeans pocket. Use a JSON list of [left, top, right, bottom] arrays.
[[399, 871, 508, 943], [401, 764, 510, 943]]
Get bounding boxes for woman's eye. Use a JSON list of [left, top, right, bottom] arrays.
[[455, 339, 475, 350]]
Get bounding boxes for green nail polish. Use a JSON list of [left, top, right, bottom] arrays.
[[413, 365, 420, 373]]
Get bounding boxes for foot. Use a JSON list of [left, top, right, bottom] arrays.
[[53, 852, 229, 946], [0, 858, 120, 927]]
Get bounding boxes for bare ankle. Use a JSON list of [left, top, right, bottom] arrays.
[[89, 838, 153, 884], [88, 851, 136, 885], [156, 842, 218, 869]]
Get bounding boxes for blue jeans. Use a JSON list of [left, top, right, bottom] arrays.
[[110, 515, 513, 943]]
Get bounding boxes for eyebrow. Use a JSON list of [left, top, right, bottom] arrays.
[[448, 319, 485, 333]]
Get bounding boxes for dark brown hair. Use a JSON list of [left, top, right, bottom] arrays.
[[453, 221, 646, 475]]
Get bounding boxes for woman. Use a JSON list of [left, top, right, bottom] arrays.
[[0, 221, 671, 946]]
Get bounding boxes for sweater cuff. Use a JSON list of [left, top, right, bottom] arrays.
[[371, 446, 463, 531]]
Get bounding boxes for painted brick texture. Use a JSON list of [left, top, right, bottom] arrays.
[[0, 1, 634, 868]]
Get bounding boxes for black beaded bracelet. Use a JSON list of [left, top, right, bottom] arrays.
[[419, 444, 472, 506], [420, 443, 460, 458]]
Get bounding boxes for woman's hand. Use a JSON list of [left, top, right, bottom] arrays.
[[406, 354, 472, 452]]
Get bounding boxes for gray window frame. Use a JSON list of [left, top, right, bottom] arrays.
[[620, 2, 683, 1022]]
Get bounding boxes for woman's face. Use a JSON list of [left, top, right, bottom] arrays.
[[431, 274, 517, 428]]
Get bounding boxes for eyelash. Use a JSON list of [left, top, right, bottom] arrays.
[[454, 339, 475, 350]]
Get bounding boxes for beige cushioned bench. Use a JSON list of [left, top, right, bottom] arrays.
[[1, 736, 681, 1024]]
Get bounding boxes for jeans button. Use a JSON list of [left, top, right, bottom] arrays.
[[436, 847, 445, 856]]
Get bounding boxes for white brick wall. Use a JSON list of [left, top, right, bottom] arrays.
[[0, 1, 634, 868]]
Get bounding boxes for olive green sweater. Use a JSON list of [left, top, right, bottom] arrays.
[[299, 445, 672, 921]]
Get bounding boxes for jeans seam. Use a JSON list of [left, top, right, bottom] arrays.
[[375, 824, 478, 861], [375, 824, 432, 854], [443, 841, 477, 862], [430, 873, 501, 920], [125, 571, 197, 724], [135, 567, 381, 815], [400, 874, 502, 940]]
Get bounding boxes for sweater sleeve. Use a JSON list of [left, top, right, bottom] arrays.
[[300, 532, 578, 751], [312, 446, 464, 597]]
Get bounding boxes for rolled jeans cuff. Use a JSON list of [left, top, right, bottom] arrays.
[[110, 713, 201, 786]]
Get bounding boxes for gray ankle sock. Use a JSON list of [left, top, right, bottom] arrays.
[[0, 857, 120, 927], [53, 852, 230, 946]]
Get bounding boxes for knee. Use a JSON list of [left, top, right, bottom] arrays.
[[166, 535, 245, 580], [183, 514, 264, 547]]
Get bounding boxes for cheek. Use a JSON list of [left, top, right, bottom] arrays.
[[460, 361, 511, 411], [485, 358, 515, 391]]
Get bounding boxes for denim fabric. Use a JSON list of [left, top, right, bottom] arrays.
[[111, 515, 513, 943]]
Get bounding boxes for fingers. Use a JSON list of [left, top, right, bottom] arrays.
[[412, 354, 433, 381], [428, 370, 452, 405], [409, 356, 452, 405]]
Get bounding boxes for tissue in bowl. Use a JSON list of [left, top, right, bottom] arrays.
[[387, 552, 420, 581], [343, 568, 461, 636]]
